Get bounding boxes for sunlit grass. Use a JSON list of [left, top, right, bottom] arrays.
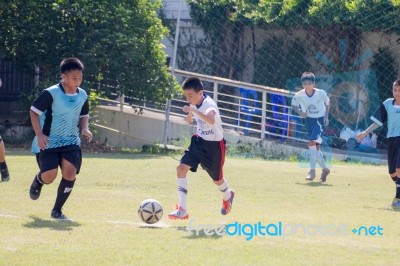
[[0, 151, 398, 265]]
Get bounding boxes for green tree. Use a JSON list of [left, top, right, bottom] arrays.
[[0, 0, 177, 102]]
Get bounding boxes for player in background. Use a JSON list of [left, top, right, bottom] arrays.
[[29, 58, 92, 219], [0, 78, 10, 182], [168, 77, 235, 220], [291, 72, 331, 182], [357, 79, 400, 209]]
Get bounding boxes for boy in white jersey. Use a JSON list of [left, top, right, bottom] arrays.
[[0, 78, 10, 182], [291, 72, 331, 182], [168, 77, 235, 219], [357, 79, 400, 209], [29, 58, 92, 219]]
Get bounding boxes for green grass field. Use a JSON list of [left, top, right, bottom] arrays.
[[0, 151, 399, 266]]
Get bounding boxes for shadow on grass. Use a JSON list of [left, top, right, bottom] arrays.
[[138, 225, 163, 229], [295, 182, 333, 187], [376, 207, 400, 212], [176, 225, 225, 240], [23, 216, 81, 231]]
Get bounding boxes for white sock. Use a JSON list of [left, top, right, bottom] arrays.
[[317, 149, 327, 169], [309, 146, 317, 169], [218, 179, 231, 201], [177, 177, 188, 210]]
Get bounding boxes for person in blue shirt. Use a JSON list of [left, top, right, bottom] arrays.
[[358, 79, 400, 209], [29, 58, 92, 219]]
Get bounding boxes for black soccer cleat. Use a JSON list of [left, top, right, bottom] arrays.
[[51, 210, 68, 220], [1, 167, 10, 182], [29, 176, 43, 200]]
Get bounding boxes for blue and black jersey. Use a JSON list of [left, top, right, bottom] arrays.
[[30, 83, 89, 150], [371, 98, 400, 138]]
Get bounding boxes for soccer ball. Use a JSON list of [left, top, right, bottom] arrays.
[[138, 199, 163, 224]]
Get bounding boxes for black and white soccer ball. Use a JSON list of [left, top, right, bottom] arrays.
[[138, 199, 163, 224]]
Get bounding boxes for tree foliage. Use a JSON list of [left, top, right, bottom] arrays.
[[0, 0, 177, 102]]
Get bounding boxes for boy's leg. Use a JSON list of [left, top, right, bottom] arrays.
[[169, 136, 201, 220], [305, 118, 318, 181], [176, 164, 190, 211], [389, 139, 400, 208], [306, 142, 317, 181], [0, 137, 10, 181], [168, 163, 190, 220], [206, 139, 234, 215], [51, 150, 81, 219], [316, 144, 330, 182], [214, 178, 235, 215], [390, 173, 400, 209], [30, 151, 59, 200]]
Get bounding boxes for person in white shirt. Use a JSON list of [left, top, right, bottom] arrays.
[[291, 72, 331, 182], [168, 77, 235, 220]]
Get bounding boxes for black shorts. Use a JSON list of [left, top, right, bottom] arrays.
[[180, 135, 226, 181], [387, 137, 400, 174], [39, 146, 82, 174], [35, 153, 40, 168]]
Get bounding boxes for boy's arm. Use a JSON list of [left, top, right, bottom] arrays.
[[323, 91, 330, 125], [80, 116, 92, 141], [324, 102, 330, 125], [358, 102, 387, 142], [357, 123, 380, 142], [185, 111, 193, 124], [291, 105, 307, 118], [30, 111, 48, 150], [183, 105, 215, 125]]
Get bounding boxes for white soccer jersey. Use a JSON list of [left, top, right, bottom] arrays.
[[191, 95, 224, 141], [291, 88, 330, 118]]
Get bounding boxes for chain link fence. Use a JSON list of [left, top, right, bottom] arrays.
[[161, 0, 400, 151]]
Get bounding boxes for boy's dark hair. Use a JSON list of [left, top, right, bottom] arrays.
[[182, 77, 204, 92], [60, 58, 84, 74], [393, 79, 400, 87], [301, 72, 316, 83]]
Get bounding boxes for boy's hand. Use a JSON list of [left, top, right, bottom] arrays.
[[299, 111, 308, 118], [82, 129, 92, 142], [185, 111, 193, 124], [324, 116, 329, 126], [36, 133, 48, 150], [357, 131, 367, 143], [182, 105, 192, 113]]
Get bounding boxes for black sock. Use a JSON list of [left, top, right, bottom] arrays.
[[52, 178, 75, 212], [0, 161, 7, 169], [396, 178, 400, 199], [36, 172, 44, 185]]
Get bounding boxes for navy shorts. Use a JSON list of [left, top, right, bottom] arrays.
[[39, 146, 82, 174], [305, 117, 324, 144], [35, 153, 40, 168], [387, 137, 400, 174], [180, 135, 226, 181]]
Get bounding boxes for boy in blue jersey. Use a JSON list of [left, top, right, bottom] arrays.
[[357, 79, 400, 209], [29, 58, 92, 219], [291, 72, 331, 182], [0, 78, 10, 182]]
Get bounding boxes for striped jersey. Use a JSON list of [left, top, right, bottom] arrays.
[[371, 98, 400, 138], [30, 83, 89, 150]]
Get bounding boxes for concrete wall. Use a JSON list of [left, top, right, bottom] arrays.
[[94, 105, 196, 148], [94, 105, 386, 164]]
